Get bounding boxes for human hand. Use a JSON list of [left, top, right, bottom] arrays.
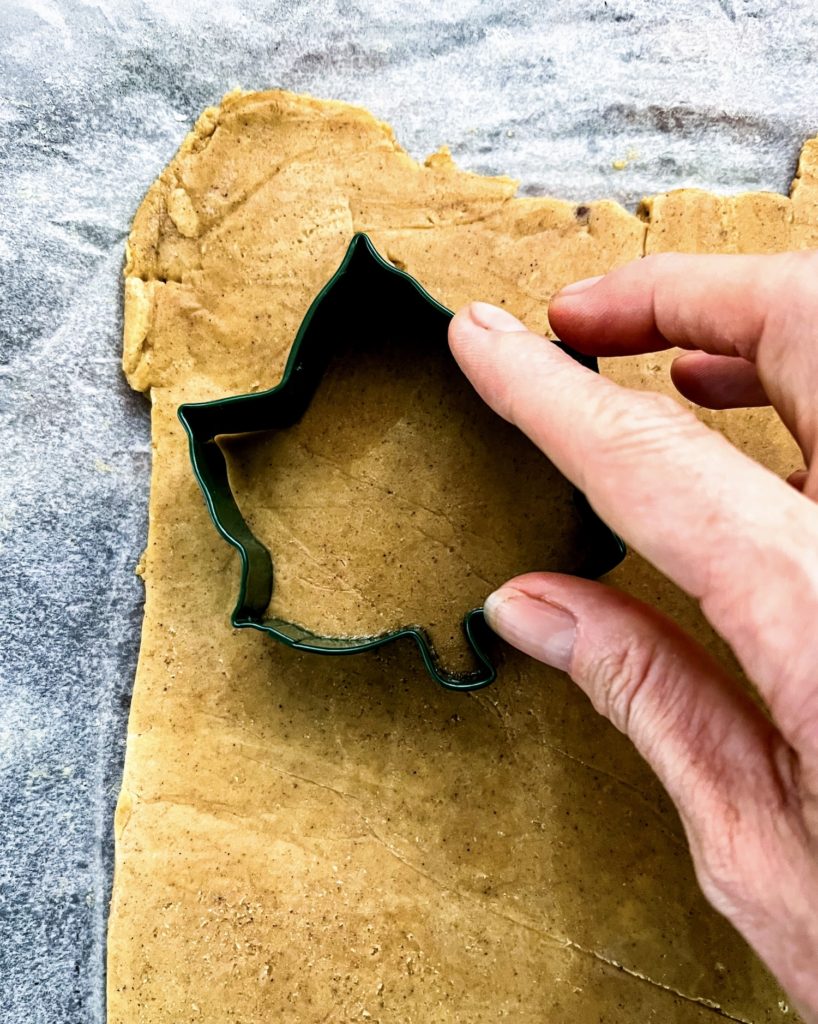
[[449, 252, 818, 1020]]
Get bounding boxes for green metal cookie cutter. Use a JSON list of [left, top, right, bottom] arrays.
[[178, 233, 625, 691]]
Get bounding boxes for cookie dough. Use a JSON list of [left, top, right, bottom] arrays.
[[222, 305, 588, 675], [110, 89, 814, 1022]]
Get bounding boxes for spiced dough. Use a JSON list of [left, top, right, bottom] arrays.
[[222, 315, 586, 675], [110, 89, 818, 1022]]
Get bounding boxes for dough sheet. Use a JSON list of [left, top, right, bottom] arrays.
[[110, 90, 818, 1022]]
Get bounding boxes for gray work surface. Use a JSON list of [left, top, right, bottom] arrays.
[[2, 1, 816, 1020]]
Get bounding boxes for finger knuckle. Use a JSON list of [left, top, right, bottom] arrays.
[[593, 390, 697, 466], [586, 639, 665, 739], [501, 332, 553, 423], [488, 333, 527, 422]]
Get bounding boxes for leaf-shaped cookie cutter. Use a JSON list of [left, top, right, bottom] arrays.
[[178, 233, 625, 691]]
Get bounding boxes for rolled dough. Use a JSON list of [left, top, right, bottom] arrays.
[[221, 303, 588, 677], [110, 89, 817, 1022]]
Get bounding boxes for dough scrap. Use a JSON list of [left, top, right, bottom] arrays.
[[109, 89, 813, 1022]]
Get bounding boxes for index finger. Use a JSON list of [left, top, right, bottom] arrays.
[[548, 250, 818, 465], [548, 251, 787, 360], [449, 301, 818, 758]]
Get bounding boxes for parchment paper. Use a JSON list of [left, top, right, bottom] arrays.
[[3, 2, 818, 1021]]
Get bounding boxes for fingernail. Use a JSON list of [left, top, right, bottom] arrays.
[[554, 275, 604, 298], [484, 588, 576, 672], [469, 301, 527, 333]]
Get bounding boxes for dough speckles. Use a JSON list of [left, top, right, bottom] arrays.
[[110, 88, 805, 1022]]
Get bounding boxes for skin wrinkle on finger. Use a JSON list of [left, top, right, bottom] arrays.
[[449, 309, 818, 756]]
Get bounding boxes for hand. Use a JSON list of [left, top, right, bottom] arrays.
[[449, 252, 818, 1021]]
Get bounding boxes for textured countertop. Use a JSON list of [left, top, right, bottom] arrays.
[[2, 2, 817, 1021]]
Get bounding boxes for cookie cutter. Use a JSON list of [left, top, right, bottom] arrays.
[[178, 233, 625, 691]]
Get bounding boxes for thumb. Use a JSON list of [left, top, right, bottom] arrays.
[[483, 574, 792, 905], [485, 575, 818, 1015]]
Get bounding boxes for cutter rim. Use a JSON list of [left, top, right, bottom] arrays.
[[178, 233, 625, 691]]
